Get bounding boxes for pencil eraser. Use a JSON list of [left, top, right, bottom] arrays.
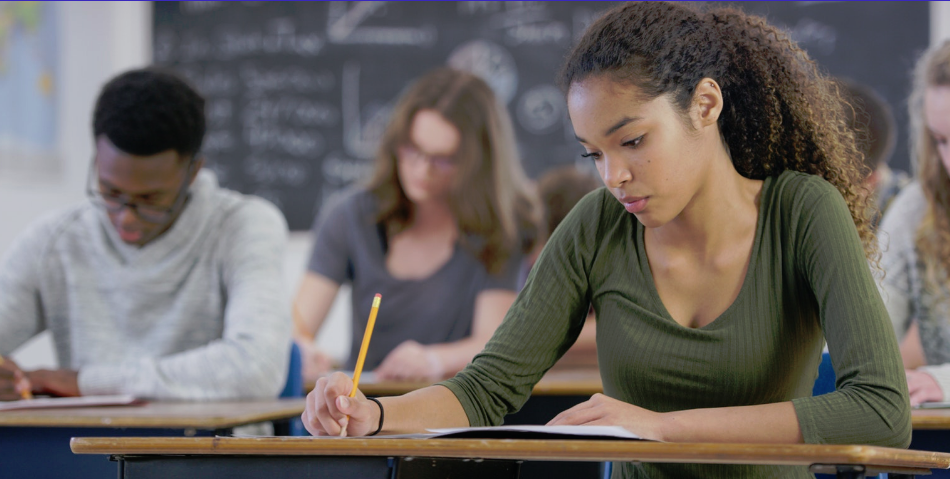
[[375, 293, 382, 299]]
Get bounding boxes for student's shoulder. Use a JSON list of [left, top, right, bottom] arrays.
[[319, 186, 377, 218], [763, 170, 856, 225], [769, 170, 840, 205], [567, 187, 621, 222], [4, 204, 96, 261], [213, 188, 288, 237], [19, 204, 94, 245]]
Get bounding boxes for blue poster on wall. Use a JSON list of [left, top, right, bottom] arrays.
[[0, 1, 58, 180]]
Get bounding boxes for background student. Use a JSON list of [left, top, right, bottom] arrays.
[[880, 40, 950, 407], [303, 3, 909, 478], [293, 67, 540, 383], [837, 78, 909, 226], [0, 68, 290, 400]]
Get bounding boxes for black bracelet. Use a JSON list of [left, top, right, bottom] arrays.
[[366, 396, 384, 436]]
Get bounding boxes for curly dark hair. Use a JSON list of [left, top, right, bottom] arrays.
[[558, 1, 876, 259], [93, 68, 206, 159]]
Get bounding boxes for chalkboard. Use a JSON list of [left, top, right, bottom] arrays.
[[153, 1, 928, 231]]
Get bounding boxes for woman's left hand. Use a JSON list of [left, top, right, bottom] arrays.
[[906, 369, 944, 407], [546, 393, 666, 441]]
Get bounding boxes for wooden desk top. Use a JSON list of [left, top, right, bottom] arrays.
[[70, 436, 950, 474], [0, 398, 305, 429], [912, 408, 950, 430], [324, 368, 604, 397]]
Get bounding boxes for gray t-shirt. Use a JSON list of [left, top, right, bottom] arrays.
[[308, 188, 523, 370]]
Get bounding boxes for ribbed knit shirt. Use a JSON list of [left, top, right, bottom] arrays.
[[441, 171, 911, 479], [0, 170, 291, 400], [879, 181, 950, 397]]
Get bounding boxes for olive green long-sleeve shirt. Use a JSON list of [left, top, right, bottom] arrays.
[[442, 171, 910, 479]]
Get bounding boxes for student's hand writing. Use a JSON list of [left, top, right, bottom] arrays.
[[0, 357, 32, 401], [27, 369, 80, 397], [546, 393, 666, 441], [302, 372, 379, 437], [374, 340, 444, 382], [906, 369, 943, 407]]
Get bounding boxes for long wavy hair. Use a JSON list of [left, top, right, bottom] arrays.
[[910, 40, 950, 289], [558, 1, 877, 260], [367, 67, 540, 274]]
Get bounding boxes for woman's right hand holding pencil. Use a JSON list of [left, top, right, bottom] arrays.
[[0, 356, 33, 401], [303, 372, 380, 436]]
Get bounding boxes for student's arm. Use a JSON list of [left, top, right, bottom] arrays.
[[0, 215, 60, 399], [293, 273, 341, 342], [373, 289, 516, 381], [78, 200, 292, 399], [294, 191, 357, 379], [0, 218, 52, 357], [787, 180, 910, 447], [293, 272, 341, 380], [304, 372, 469, 436], [552, 314, 598, 368]]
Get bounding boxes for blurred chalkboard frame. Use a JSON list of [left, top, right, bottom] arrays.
[[153, 1, 928, 231]]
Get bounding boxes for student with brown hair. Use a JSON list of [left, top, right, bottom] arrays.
[[304, 3, 910, 477], [293, 67, 540, 383], [881, 40, 950, 407]]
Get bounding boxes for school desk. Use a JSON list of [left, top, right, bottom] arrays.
[[326, 367, 606, 478], [905, 408, 950, 478], [0, 398, 304, 479], [69, 436, 950, 479]]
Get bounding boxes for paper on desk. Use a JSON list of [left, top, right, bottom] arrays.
[[917, 401, 950, 409], [0, 394, 142, 411], [426, 425, 643, 440]]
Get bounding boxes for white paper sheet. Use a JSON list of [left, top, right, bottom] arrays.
[[0, 394, 142, 411]]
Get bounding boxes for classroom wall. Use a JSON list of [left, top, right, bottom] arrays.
[[6, 1, 950, 368], [4, 1, 351, 369]]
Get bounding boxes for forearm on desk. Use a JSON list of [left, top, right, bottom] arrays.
[[377, 385, 469, 434], [660, 401, 802, 443]]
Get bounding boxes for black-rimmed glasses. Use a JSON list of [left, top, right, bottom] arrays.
[[85, 158, 195, 224]]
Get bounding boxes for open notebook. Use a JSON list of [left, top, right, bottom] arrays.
[[0, 394, 142, 412]]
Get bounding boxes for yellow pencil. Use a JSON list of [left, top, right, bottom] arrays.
[[341, 293, 381, 437], [0, 356, 33, 400]]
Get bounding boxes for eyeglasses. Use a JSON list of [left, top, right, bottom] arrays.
[[397, 145, 457, 173], [85, 158, 195, 224]]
